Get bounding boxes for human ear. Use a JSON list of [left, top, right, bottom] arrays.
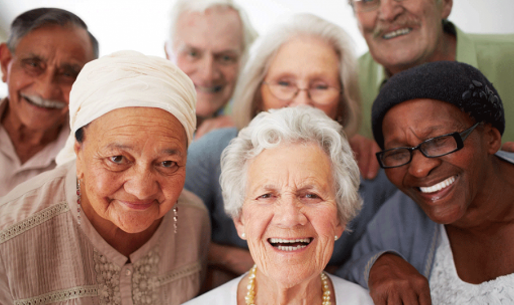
[[0, 43, 13, 83], [233, 214, 246, 240], [440, 0, 453, 20], [74, 140, 85, 179], [482, 123, 502, 154]]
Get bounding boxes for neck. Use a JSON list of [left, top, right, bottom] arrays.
[[239, 266, 332, 305], [386, 30, 457, 76], [1, 100, 63, 163], [80, 191, 161, 257]]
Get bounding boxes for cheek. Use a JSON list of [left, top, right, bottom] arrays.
[[385, 168, 406, 188], [222, 65, 240, 85], [175, 55, 196, 75]]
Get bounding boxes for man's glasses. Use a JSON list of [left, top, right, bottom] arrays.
[[376, 122, 480, 169], [262, 81, 341, 105], [352, 0, 408, 12]]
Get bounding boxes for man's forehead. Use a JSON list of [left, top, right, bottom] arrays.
[[14, 25, 93, 64], [174, 7, 244, 52]]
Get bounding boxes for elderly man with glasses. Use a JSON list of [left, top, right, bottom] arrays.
[[341, 61, 514, 304], [349, 0, 514, 145]]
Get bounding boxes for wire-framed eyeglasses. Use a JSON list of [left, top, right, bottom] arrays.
[[262, 81, 341, 105], [352, 0, 408, 12], [376, 122, 480, 169]]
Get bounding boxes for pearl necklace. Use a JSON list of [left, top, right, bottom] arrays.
[[245, 265, 332, 305]]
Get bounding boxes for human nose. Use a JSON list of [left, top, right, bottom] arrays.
[[124, 165, 159, 200], [407, 150, 440, 178], [377, 0, 404, 21], [290, 88, 313, 106], [34, 70, 63, 100], [198, 55, 220, 82], [274, 196, 308, 228]]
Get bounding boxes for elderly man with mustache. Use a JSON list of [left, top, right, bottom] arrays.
[[351, 0, 514, 145], [0, 8, 97, 197]]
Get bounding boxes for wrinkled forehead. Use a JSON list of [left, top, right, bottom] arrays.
[[174, 7, 244, 51]]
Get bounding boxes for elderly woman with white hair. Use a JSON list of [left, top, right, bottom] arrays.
[[0, 51, 210, 304], [185, 13, 397, 286], [185, 106, 373, 304]]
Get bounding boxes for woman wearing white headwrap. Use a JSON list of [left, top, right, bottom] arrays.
[[0, 51, 210, 305]]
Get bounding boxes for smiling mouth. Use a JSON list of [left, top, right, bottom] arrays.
[[22, 94, 66, 109], [195, 85, 223, 93], [268, 238, 313, 251], [383, 28, 412, 40], [419, 176, 456, 194]]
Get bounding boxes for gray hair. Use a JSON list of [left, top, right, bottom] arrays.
[[7, 8, 99, 59], [167, 0, 258, 66], [231, 13, 361, 138], [220, 106, 362, 227]]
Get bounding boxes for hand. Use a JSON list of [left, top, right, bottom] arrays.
[[196, 115, 235, 140], [349, 134, 381, 180], [502, 142, 514, 152], [368, 254, 432, 305]]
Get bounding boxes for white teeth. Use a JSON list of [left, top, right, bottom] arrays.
[[419, 176, 456, 193], [269, 238, 311, 244], [277, 245, 307, 251], [23, 94, 66, 109], [383, 28, 412, 39]]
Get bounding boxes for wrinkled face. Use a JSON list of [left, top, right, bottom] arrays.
[[382, 99, 489, 225], [0, 25, 94, 131], [354, 0, 452, 74], [75, 107, 188, 234], [234, 142, 344, 287], [170, 7, 243, 119], [260, 36, 342, 120]]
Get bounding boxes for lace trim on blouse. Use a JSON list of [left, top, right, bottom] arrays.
[[14, 285, 98, 305], [429, 225, 514, 305], [0, 202, 69, 244]]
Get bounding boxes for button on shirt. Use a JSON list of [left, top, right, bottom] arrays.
[[0, 98, 70, 197]]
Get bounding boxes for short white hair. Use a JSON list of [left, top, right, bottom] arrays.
[[231, 13, 361, 138], [220, 106, 362, 227], [167, 0, 258, 65]]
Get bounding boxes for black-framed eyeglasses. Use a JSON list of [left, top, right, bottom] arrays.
[[262, 81, 341, 105], [352, 0, 408, 12], [376, 122, 480, 169]]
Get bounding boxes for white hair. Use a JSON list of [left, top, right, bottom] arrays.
[[231, 13, 361, 138], [220, 106, 362, 227], [166, 0, 258, 66]]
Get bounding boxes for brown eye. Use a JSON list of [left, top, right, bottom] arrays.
[[110, 156, 124, 164]]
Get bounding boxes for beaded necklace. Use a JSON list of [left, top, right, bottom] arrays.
[[245, 265, 332, 305]]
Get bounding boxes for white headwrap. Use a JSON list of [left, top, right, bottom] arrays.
[[56, 50, 197, 165]]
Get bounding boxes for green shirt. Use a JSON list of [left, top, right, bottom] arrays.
[[358, 22, 514, 142]]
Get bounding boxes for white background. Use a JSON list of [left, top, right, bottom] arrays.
[[0, 0, 513, 97]]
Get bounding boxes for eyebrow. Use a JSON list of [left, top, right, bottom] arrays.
[[106, 143, 183, 156]]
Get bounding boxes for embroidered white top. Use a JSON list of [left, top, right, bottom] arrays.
[[430, 225, 514, 304], [0, 161, 210, 305]]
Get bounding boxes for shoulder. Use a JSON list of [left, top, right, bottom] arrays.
[[182, 275, 242, 305], [329, 273, 373, 304], [0, 163, 73, 233]]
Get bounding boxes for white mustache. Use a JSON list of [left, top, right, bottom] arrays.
[[22, 94, 67, 109]]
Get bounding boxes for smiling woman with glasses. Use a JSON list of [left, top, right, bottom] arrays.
[[342, 61, 514, 305]]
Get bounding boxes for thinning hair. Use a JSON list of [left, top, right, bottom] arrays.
[[231, 13, 361, 138], [7, 7, 99, 59], [220, 106, 362, 227], [167, 0, 258, 66]]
